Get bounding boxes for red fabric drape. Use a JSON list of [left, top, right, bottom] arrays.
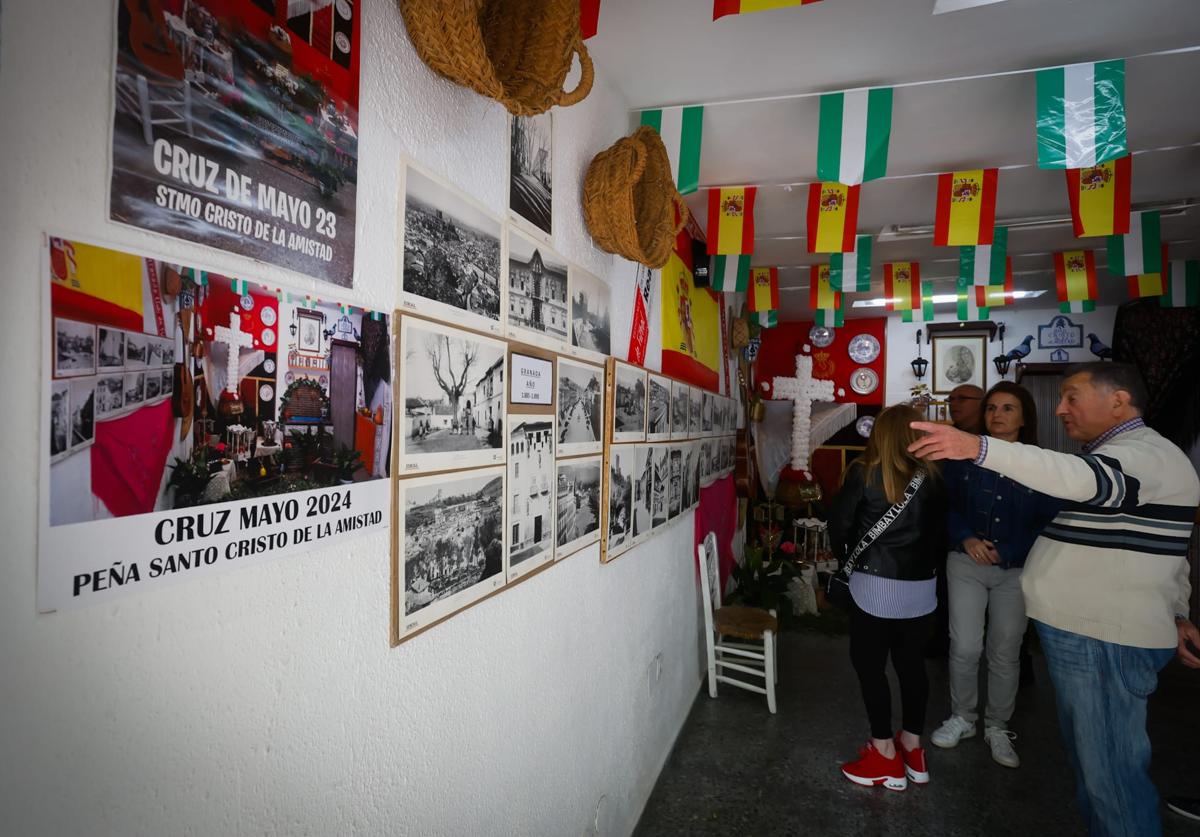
[[694, 474, 738, 593], [91, 400, 177, 517]]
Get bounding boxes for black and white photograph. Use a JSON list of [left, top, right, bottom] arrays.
[[632, 445, 653, 542], [701, 391, 714, 435], [161, 370, 174, 398], [95, 375, 124, 420], [556, 456, 602, 559], [651, 445, 669, 529], [124, 332, 148, 369], [123, 371, 145, 408], [507, 419, 556, 580], [399, 318, 507, 473], [699, 440, 713, 487], [568, 265, 612, 360], [682, 443, 698, 510], [606, 446, 635, 558], [146, 339, 163, 369], [557, 357, 603, 457], [49, 381, 69, 460], [97, 327, 124, 373], [713, 396, 727, 435], [647, 374, 671, 442], [932, 334, 988, 395], [401, 164, 504, 334], [144, 370, 162, 402], [68, 378, 95, 452], [397, 467, 506, 639], [53, 318, 95, 378], [613, 361, 647, 442], [671, 380, 690, 440], [159, 337, 174, 367], [689, 386, 702, 437], [508, 227, 569, 348], [668, 447, 683, 519], [509, 111, 553, 239]]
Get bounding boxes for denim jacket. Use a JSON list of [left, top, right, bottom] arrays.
[[943, 458, 1061, 569]]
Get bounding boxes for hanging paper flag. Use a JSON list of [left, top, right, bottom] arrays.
[[959, 226, 1009, 286], [710, 254, 751, 292], [338, 303, 353, 315], [1107, 211, 1162, 277], [1054, 249, 1098, 314], [902, 282, 936, 323], [883, 262, 921, 311], [229, 278, 250, 295], [957, 275, 989, 320], [978, 263, 1014, 313], [934, 168, 998, 246], [809, 264, 843, 327], [753, 309, 779, 328], [748, 267, 780, 312], [829, 234, 873, 292], [1161, 260, 1200, 308], [1066, 155, 1131, 237], [806, 182, 860, 253], [580, 0, 601, 39], [706, 187, 756, 254], [817, 88, 893, 185], [713, 0, 820, 20], [1126, 246, 1169, 299], [1036, 60, 1127, 169], [640, 106, 704, 195]]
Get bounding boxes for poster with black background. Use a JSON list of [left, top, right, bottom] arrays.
[[110, 0, 360, 287]]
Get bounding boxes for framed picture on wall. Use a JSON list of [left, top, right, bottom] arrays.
[[509, 111, 553, 241], [556, 356, 603, 457], [612, 361, 647, 442], [931, 334, 988, 395]]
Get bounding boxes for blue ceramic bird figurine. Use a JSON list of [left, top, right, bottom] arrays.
[[1003, 335, 1034, 361], [1087, 333, 1114, 360]]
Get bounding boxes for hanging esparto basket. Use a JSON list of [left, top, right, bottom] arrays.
[[398, 0, 594, 116], [583, 126, 687, 269]]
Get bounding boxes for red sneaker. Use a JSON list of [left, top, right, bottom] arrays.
[[841, 742, 907, 791], [895, 734, 929, 784]]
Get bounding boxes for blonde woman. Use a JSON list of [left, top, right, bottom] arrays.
[[829, 404, 948, 792]]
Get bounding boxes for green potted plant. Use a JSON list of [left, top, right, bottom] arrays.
[[167, 454, 212, 508], [726, 544, 800, 627], [331, 445, 363, 484]]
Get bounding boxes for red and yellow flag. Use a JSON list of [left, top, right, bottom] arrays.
[[1127, 245, 1168, 298], [1054, 250, 1098, 302], [748, 266, 779, 312], [884, 262, 921, 311], [706, 187, 757, 255], [713, 0, 820, 20], [1066, 155, 1131, 237], [978, 260, 1014, 308], [934, 168, 998, 246], [806, 181, 860, 253], [809, 264, 840, 308]]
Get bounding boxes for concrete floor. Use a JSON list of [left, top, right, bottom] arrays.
[[635, 632, 1200, 836]]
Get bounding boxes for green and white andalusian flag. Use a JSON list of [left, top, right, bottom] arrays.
[[1161, 260, 1200, 308], [817, 88, 893, 185], [959, 226, 1008, 286], [710, 254, 751, 292], [1107, 211, 1162, 277], [957, 275, 987, 320], [1036, 60, 1127, 169], [754, 309, 779, 328], [640, 106, 704, 194], [902, 282, 936, 323], [829, 235, 873, 292]]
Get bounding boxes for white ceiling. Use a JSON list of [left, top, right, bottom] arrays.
[[586, 0, 1200, 318]]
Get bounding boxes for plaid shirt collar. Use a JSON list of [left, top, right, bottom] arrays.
[[1082, 417, 1146, 453]]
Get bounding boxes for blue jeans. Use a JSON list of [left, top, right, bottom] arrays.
[[1035, 621, 1176, 837]]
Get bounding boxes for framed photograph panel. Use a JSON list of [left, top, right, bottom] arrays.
[[507, 226, 570, 351], [53, 318, 96, 378], [670, 380, 690, 440], [931, 334, 988, 396], [508, 111, 553, 242], [95, 374, 124, 420], [611, 360, 647, 443], [507, 417, 556, 581], [123, 331, 148, 369], [556, 356, 603, 457], [555, 455, 602, 559], [49, 381, 70, 462], [647, 373, 672, 442], [650, 444, 669, 529], [631, 444, 653, 544], [688, 386, 702, 437], [97, 326, 124, 373], [567, 264, 612, 362], [604, 444, 636, 560]]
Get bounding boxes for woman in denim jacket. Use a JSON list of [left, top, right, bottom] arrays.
[[929, 381, 1060, 769]]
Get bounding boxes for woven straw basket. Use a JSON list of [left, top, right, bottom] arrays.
[[399, 0, 594, 116], [583, 126, 687, 268]]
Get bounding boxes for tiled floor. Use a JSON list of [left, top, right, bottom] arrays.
[[635, 632, 1199, 836]]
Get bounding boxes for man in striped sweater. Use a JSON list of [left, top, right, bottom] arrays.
[[909, 362, 1199, 837]]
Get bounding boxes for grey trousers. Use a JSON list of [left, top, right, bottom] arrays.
[[946, 551, 1027, 728]]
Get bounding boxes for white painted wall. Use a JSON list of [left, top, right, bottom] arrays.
[[883, 303, 1119, 406], [0, 2, 705, 834]]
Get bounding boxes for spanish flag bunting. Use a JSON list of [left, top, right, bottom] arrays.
[[580, 0, 601, 39], [1126, 246, 1168, 299], [1066, 155, 1131, 237], [1161, 260, 1200, 308], [883, 262, 921, 311], [934, 169, 998, 246], [829, 234, 872, 292], [713, 0, 820, 21], [902, 282, 936, 323], [979, 263, 1014, 310], [809, 265, 844, 328], [707, 187, 756, 255], [807, 181, 860, 253], [753, 309, 779, 328], [710, 254, 751, 292], [1107, 211, 1162, 277], [959, 226, 1009, 286], [957, 275, 988, 321], [748, 266, 779, 312], [1054, 250, 1098, 314]]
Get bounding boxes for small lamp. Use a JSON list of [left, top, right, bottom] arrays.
[[992, 322, 1010, 377], [910, 329, 928, 379]]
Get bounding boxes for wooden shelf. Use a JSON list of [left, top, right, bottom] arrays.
[[925, 321, 998, 343]]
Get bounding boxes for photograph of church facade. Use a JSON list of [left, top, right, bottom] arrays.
[[507, 229, 568, 344], [507, 419, 554, 572]]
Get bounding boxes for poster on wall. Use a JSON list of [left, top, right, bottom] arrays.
[[110, 0, 360, 287], [39, 236, 393, 611]]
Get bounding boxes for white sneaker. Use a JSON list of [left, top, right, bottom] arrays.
[[984, 728, 1020, 768], [930, 715, 976, 749]]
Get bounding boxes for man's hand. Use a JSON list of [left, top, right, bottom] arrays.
[[963, 536, 1000, 566], [1178, 618, 1200, 669], [908, 421, 983, 462]]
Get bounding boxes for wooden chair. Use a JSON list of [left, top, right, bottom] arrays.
[[697, 531, 778, 714]]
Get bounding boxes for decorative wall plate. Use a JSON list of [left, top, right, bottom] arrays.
[[809, 326, 834, 348], [847, 333, 880, 364], [856, 416, 875, 438], [849, 367, 879, 395]]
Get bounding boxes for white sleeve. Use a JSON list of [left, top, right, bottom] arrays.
[[980, 438, 1139, 508]]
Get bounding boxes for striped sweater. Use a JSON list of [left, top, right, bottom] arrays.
[[979, 425, 1199, 649]]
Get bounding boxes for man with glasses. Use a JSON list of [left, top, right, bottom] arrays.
[[948, 384, 984, 433]]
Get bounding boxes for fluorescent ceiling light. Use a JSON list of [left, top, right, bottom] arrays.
[[878, 201, 1194, 241], [851, 289, 1046, 308], [933, 0, 1008, 14]]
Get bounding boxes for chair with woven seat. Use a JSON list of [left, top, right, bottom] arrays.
[[697, 531, 778, 713]]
